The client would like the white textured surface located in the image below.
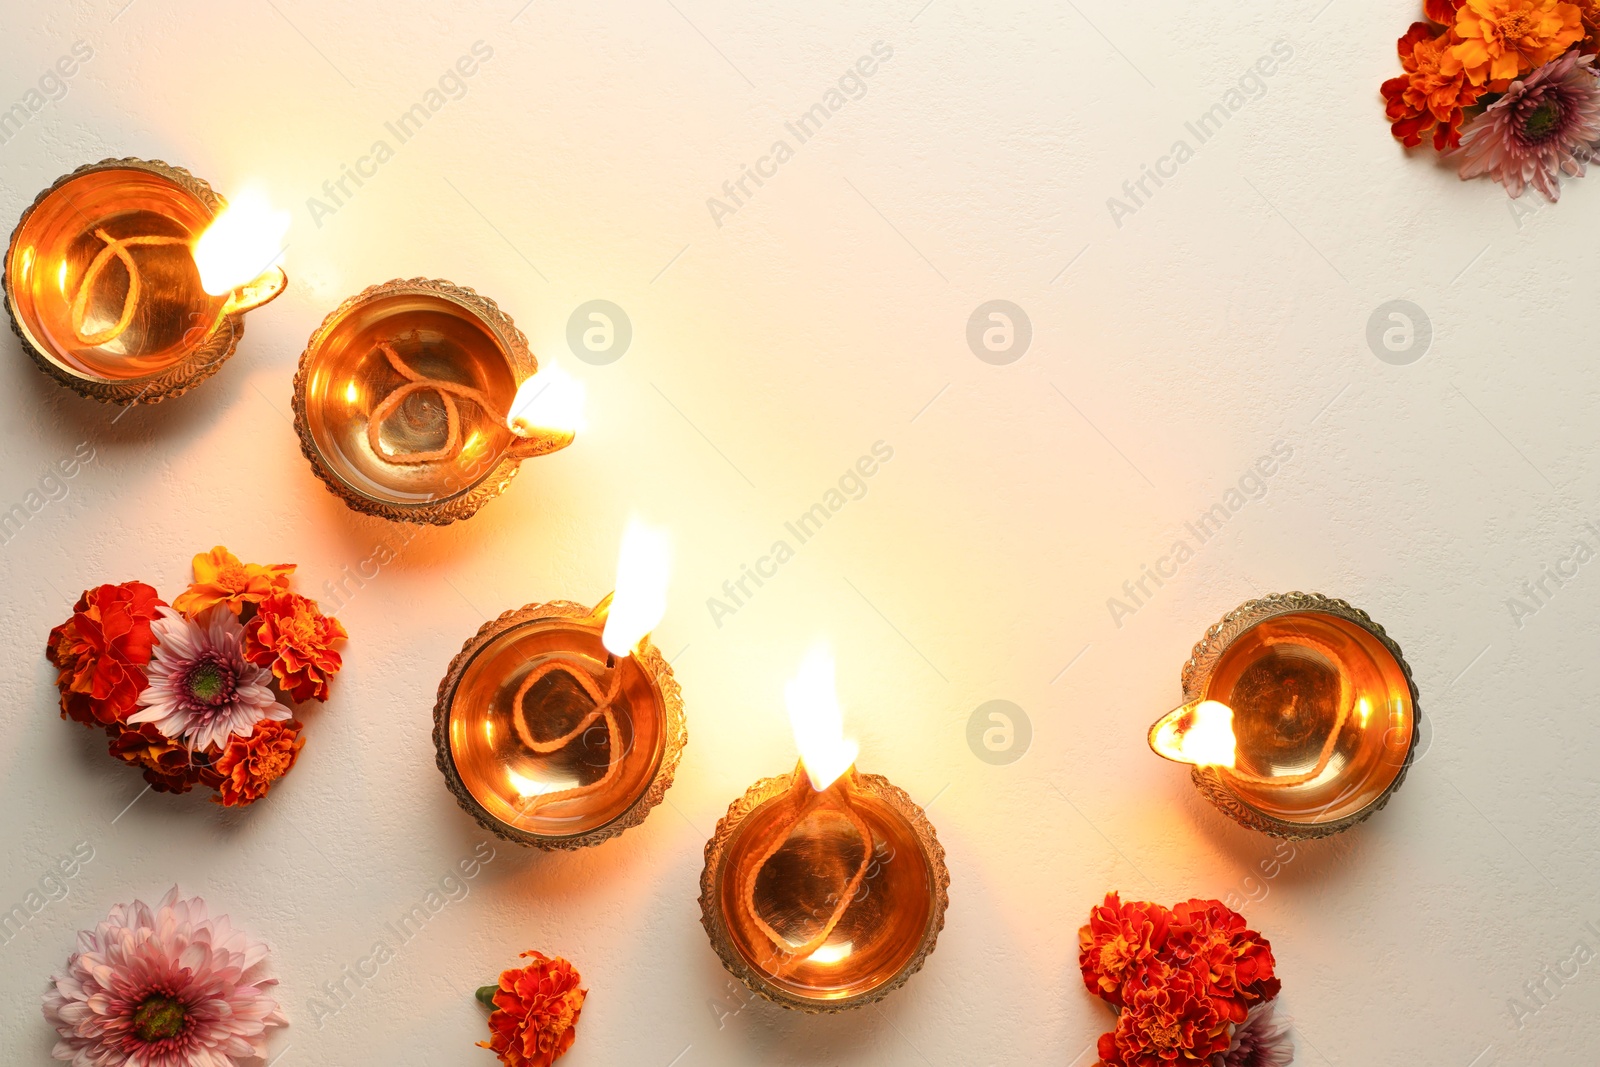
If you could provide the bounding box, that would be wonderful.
[2,2,1598,1065]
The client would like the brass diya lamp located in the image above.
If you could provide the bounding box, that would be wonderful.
[5,158,288,404]
[1148,592,1420,839]
[433,521,684,849]
[292,277,582,525]
[700,645,950,1012]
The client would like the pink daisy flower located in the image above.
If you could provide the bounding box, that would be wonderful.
[1213,1002,1295,1067]
[42,888,287,1067]
[129,608,290,753]
[1454,49,1600,201]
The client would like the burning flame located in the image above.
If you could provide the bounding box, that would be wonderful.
[507,361,587,438]
[1149,700,1238,769]
[192,188,289,296]
[601,519,672,657]
[785,644,859,792]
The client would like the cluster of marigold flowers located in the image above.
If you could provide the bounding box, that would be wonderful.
[1382,0,1600,201]
[45,546,346,806]
[1080,893,1291,1067]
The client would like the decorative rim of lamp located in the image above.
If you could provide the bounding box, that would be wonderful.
[696,771,952,1013]
[1180,591,1422,840]
[4,157,274,405]
[291,276,545,526]
[431,599,687,851]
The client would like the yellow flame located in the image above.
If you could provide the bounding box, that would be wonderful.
[507,361,587,437]
[192,187,289,296]
[785,643,859,792]
[601,519,672,657]
[343,380,360,406]
[1357,696,1372,728]
[1149,700,1237,769]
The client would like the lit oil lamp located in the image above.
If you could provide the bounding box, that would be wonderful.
[699,645,950,1012]
[1148,592,1420,839]
[433,520,684,849]
[5,158,288,404]
[292,277,581,525]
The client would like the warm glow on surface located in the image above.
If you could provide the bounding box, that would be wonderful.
[601,519,672,657]
[806,942,853,964]
[343,380,360,405]
[193,188,289,296]
[507,361,587,437]
[1149,700,1237,769]
[785,644,859,792]
[1357,697,1372,728]
[507,770,554,798]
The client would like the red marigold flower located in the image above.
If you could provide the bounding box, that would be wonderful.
[1079,893,1172,1007]
[107,720,204,794]
[210,719,304,807]
[243,592,347,703]
[46,582,166,727]
[1426,0,1466,21]
[478,951,586,1067]
[1168,899,1281,1019]
[1382,22,1489,149]
[1098,960,1233,1067]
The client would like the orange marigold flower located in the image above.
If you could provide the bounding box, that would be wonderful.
[1383,23,1489,148]
[1426,0,1467,21]
[243,592,346,703]
[1577,0,1600,51]
[1079,893,1171,1007]
[1442,0,1586,86]
[1168,898,1281,1020]
[211,719,304,806]
[478,951,586,1067]
[1097,960,1232,1067]
[108,720,204,794]
[47,582,166,727]
[172,546,295,618]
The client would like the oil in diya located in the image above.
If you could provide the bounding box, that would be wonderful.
[1148,592,1420,839]
[5,158,289,404]
[293,278,583,525]
[433,521,684,850]
[699,645,950,1012]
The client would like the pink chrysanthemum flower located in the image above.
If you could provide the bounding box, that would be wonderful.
[42,888,287,1067]
[1213,1003,1295,1067]
[1455,49,1600,200]
[129,608,290,753]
